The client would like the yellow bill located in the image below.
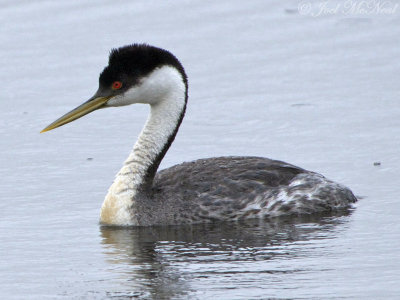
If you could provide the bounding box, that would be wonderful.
[41,96,111,133]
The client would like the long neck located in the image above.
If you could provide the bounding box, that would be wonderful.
[100,66,187,226]
[122,91,186,192]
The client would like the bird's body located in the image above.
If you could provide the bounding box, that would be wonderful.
[130,156,355,226]
[42,44,357,226]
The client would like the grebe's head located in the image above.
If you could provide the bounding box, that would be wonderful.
[41,44,187,133]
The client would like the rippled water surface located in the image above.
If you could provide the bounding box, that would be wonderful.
[1,1,400,299]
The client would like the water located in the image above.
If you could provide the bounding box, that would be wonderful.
[1,1,399,299]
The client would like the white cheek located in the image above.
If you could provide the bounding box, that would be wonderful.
[107,84,158,106]
[106,92,138,107]
[105,66,183,107]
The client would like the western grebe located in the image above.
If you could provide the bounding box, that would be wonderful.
[41,44,357,226]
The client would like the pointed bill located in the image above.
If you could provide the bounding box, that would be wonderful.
[40,96,111,133]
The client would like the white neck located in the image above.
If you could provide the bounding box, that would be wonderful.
[100,66,186,225]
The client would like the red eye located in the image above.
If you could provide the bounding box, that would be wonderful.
[112,81,122,90]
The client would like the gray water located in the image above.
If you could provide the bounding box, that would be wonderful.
[1,1,400,299]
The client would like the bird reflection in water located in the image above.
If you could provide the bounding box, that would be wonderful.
[99,211,354,298]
